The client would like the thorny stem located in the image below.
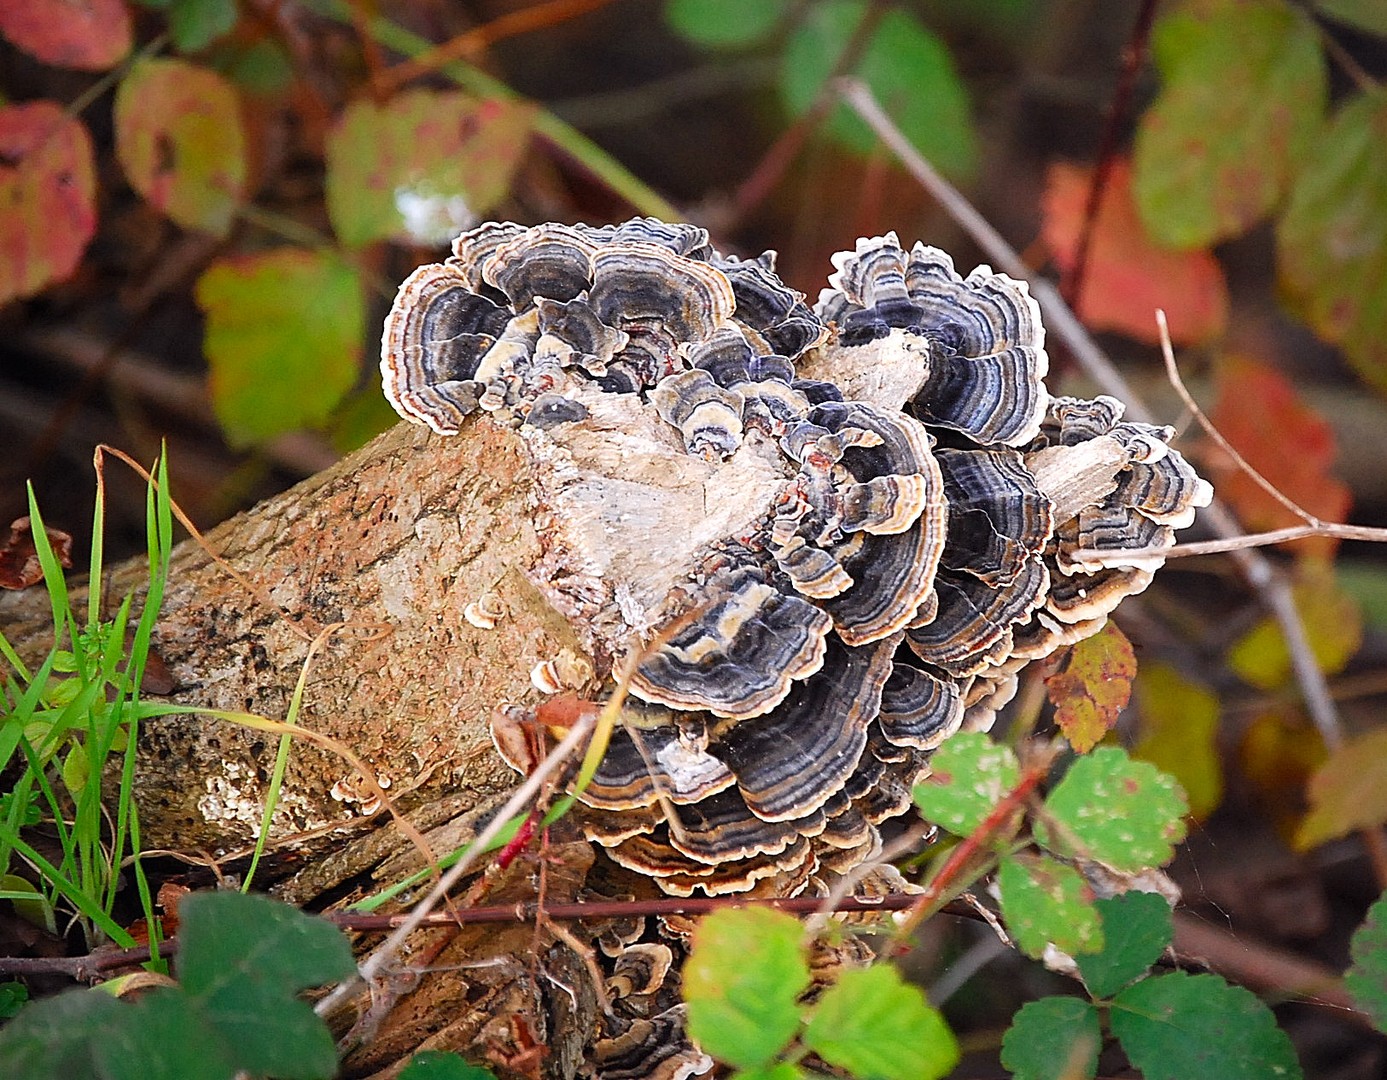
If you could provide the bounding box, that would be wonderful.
[1061,0,1159,313]
[835,78,1385,880]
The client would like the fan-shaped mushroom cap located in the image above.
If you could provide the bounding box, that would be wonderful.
[936,447,1052,584]
[589,242,735,345]
[651,369,745,460]
[630,570,833,719]
[483,222,598,310]
[877,663,964,750]
[582,713,736,812]
[535,295,629,375]
[379,263,513,433]
[713,635,895,821]
[816,235,1049,445]
[609,942,675,1000]
[907,558,1050,676]
[590,1005,712,1080]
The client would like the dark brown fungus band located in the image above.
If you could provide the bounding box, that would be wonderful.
[379,218,1211,910]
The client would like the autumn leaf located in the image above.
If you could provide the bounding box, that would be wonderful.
[1206,355,1352,558]
[325,92,535,249]
[1228,559,1362,689]
[1277,87,1387,396]
[114,58,247,236]
[1134,663,1222,821]
[1044,621,1136,753]
[1133,0,1325,249]
[1298,728,1387,851]
[1040,158,1228,345]
[1238,708,1326,846]
[0,102,98,304]
[0,0,132,71]
[195,248,364,447]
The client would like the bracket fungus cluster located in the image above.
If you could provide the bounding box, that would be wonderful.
[381,220,1211,903]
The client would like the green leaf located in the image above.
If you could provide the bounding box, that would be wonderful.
[0,101,97,303]
[1277,87,1387,395]
[1035,747,1189,871]
[61,745,89,795]
[684,907,809,1069]
[1076,891,1173,999]
[1134,663,1223,821]
[326,91,534,249]
[1000,996,1101,1080]
[398,1051,499,1080]
[114,58,246,236]
[1312,0,1387,37]
[731,1065,806,1080]
[1044,621,1137,753]
[0,986,125,1079]
[176,890,356,1080]
[911,731,1019,837]
[1133,0,1325,248]
[1346,891,1387,1032]
[195,248,365,447]
[996,853,1103,960]
[93,987,236,1080]
[1296,727,1387,850]
[167,0,239,53]
[802,964,959,1080]
[1111,971,1303,1080]
[780,0,976,178]
[0,981,28,1020]
[666,0,788,47]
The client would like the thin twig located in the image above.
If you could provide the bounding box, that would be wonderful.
[312,707,597,1018]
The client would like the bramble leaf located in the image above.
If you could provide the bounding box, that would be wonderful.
[685,907,809,1069]
[0,0,131,70]
[94,986,235,1080]
[665,0,788,47]
[1296,727,1387,850]
[1041,158,1228,345]
[1228,560,1362,689]
[1277,87,1387,396]
[1036,747,1188,871]
[1044,620,1137,753]
[1346,891,1387,1033]
[114,58,247,236]
[781,0,976,178]
[398,1050,500,1080]
[1000,996,1101,1080]
[1111,971,1303,1080]
[176,890,355,1079]
[912,731,1020,837]
[1133,0,1324,249]
[1134,663,1223,821]
[730,1065,805,1080]
[195,248,365,447]
[1076,891,1173,999]
[1207,356,1352,560]
[326,92,535,249]
[0,986,128,1077]
[0,102,98,304]
[802,964,959,1080]
[997,853,1103,960]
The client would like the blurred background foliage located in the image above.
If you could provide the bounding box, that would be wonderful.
[3,0,1387,1074]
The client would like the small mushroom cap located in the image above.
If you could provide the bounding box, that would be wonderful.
[590,1006,712,1080]
[907,558,1050,676]
[535,295,629,373]
[936,447,1053,585]
[589,242,736,344]
[609,942,675,999]
[483,222,599,310]
[581,718,736,812]
[714,635,896,822]
[630,569,833,720]
[650,369,745,460]
[450,220,526,298]
[877,662,964,750]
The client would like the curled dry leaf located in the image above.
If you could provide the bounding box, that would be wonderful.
[0,516,74,591]
[0,102,98,304]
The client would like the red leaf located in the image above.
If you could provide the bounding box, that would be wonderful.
[1044,621,1137,753]
[0,0,131,71]
[0,102,98,304]
[1207,355,1352,557]
[115,58,247,236]
[0,516,74,591]
[1041,158,1229,345]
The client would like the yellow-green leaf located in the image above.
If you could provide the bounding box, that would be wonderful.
[114,58,246,236]
[1228,560,1362,689]
[326,91,534,249]
[195,248,364,447]
[1134,663,1223,821]
[1296,727,1387,850]
[1044,621,1136,753]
